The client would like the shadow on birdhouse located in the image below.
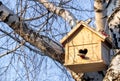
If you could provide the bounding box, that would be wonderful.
[60,21,112,73]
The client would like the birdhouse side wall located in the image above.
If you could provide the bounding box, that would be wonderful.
[101,42,110,65]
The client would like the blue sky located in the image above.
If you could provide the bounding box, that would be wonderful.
[0,0,94,81]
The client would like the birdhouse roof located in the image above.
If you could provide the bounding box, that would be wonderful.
[60,21,112,47]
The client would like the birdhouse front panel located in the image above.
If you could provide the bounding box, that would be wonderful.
[67,43,101,64]
[64,26,103,65]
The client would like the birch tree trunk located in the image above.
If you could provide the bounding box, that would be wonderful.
[103,51,120,81]
[103,1,120,80]
[94,0,107,32]
[0,1,65,63]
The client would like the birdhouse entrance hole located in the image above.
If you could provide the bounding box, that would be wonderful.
[78,48,88,59]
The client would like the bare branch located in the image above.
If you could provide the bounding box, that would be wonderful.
[23,12,48,21]
[0,1,65,63]
[0,28,42,54]
[35,0,77,28]
[0,41,24,58]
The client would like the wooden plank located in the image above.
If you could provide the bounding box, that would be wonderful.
[64,61,107,73]
[67,43,101,64]
[65,44,70,63]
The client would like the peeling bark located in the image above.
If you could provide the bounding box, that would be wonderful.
[107,7,120,48]
[0,1,65,64]
[103,51,120,81]
[36,0,77,28]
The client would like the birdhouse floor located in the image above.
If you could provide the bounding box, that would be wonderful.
[64,61,107,73]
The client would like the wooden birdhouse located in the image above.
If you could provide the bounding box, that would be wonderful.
[60,21,112,73]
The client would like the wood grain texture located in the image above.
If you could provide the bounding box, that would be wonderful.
[61,22,112,72]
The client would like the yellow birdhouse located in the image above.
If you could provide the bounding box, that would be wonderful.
[60,21,112,73]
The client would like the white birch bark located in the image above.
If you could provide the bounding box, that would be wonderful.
[94,0,107,32]
[0,1,65,63]
[36,0,77,28]
[103,1,120,80]
[107,7,120,48]
[103,51,120,81]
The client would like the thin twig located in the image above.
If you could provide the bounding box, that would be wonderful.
[0,41,24,58]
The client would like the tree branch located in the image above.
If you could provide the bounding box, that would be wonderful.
[0,1,65,64]
[0,28,42,54]
[35,0,77,28]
